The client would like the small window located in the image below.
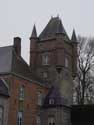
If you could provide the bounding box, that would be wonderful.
[49,99,54,105]
[42,54,49,65]
[19,85,25,100]
[65,57,69,68]
[17,112,23,125]
[37,116,41,125]
[37,91,43,106]
[0,106,3,125]
[48,116,55,125]
[42,72,48,79]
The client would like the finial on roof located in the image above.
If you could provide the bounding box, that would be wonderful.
[71,29,77,42]
[30,24,37,39]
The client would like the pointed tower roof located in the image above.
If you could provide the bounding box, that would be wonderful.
[71,29,77,42]
[42,85,68,108]
[39,17,69,40]
[30,24,37,39]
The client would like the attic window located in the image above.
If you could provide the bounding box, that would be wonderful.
[49,99,54,105]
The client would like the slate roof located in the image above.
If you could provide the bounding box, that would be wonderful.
[0,46,13,73]
[0,79,9,97]
[42,85,68,108]
[0,46,45,86]
[39,17,69,40]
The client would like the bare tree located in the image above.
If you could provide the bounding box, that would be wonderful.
[73,36,94,105]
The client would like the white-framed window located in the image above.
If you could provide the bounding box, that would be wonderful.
[48,116,55,125]
[17,111,23,125]
[49,99,54,105]
[37,91,43,106]
[19,85,25,100]
[0,106,3,125]
[65,57,69,68]
[36,115,41,125]
[42,54,49,65]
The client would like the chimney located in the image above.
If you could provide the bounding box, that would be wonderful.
[14,37,21,56]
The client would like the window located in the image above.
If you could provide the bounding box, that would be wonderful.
[42,54,49,65]
[19,85,25,100]
[65,57,69,68]
[37,116,41,125]
[49,99,54,105]
[48,117,55,125]
[0,107,3,125]
[17,112,23,125]
[37,91,43,106]
[42,71,48,79]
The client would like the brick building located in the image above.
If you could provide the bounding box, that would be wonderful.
[0,17,77,125]
[0,38,48,125]
[0,79,9,125]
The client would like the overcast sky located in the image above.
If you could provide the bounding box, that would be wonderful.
[0,0,94,63]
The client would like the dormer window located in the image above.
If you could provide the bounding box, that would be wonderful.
[42,54,49,65]
[49,99,54,105]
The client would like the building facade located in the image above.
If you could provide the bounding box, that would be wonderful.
[0,38,48,125]
[0,17,77,125]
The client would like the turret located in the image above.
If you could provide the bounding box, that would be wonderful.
[30,24,38,71]
[71,29,77,43]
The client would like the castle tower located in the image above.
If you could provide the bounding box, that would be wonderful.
[30,17,77,83]
[30,17,78,125]
[30,17,77,102]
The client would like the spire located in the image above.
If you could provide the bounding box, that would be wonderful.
[71,29,77,42]
[30,24,37,39]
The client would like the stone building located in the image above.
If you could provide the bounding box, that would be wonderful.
[0,79,9,125]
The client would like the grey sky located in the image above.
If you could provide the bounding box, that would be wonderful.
[0,0,94,63]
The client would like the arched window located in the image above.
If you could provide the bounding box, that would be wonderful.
[0,106,3,125]
[19,85,25,100]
